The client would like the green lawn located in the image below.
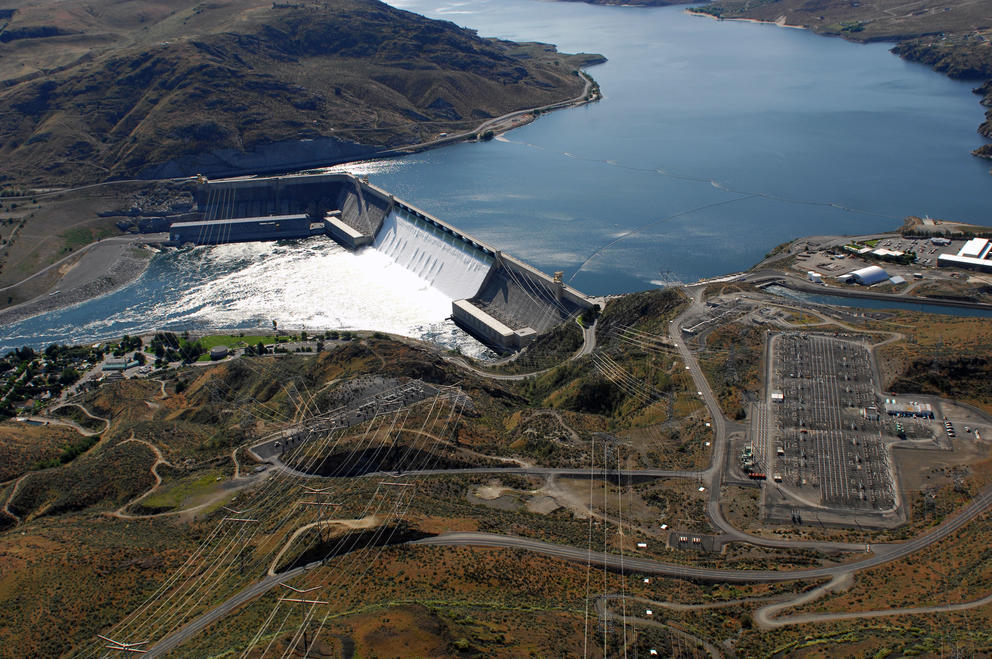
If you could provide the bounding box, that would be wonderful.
[140,470,227,510]
[60,227,94,252]
[197,334,275,350]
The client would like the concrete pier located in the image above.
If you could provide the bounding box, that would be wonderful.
[169,214,321,244]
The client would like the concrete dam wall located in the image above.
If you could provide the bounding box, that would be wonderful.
[182,173,591,352]
[373,207,495,300]
[469,260,588,334]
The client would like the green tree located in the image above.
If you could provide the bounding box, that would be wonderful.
[59,368,80,385]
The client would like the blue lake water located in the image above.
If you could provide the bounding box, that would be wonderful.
[1,0,989,350]
[764,285,992,318]
[357,0,991,293]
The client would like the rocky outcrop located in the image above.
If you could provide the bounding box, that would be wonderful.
[891,40,992,81]
[976,81,992,151]
[890,40,992,157]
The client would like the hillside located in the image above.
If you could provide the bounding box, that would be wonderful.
[1,290,991,655]
[558,0,687,5]
[691,0,992,158]
[0,0,601,185]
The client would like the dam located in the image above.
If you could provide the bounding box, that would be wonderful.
[178,173,592,352]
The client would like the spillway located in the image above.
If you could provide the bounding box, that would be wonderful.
[372,207,495,300]
[179,173,593,353]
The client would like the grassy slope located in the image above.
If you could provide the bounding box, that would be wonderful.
[0,0,599,185]
[0,422,81,481]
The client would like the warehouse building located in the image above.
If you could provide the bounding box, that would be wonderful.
[938,237,992,272]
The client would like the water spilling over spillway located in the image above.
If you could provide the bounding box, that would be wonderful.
[373,207,494,300]
[0,238,487,355]
[179,173,591,352]
[0,173,591,355]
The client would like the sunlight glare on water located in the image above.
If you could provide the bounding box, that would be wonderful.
[0,238,490,357]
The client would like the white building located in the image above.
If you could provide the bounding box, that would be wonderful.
[937,237,992,272]
[959,238,990,259]
[848,265,889,285]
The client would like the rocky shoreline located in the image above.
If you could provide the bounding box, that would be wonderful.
[0,244,154,329]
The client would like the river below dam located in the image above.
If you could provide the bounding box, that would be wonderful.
[0,0,989,351]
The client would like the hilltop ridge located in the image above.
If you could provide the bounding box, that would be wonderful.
[0,0,601,185]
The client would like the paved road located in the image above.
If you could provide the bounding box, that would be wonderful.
[443,317,596,382]
[414,481,992,579]
[358,466,697,480]
[143,564,314,658]
[141,480,992,656]
[389,71,595,155]
[268,459,698,483]
[757,584,992,630]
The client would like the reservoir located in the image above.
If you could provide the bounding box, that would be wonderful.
[359,0,991,294]
[0,0,989,350]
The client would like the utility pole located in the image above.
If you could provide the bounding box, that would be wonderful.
[96,635,149,654]
[301,486,342,543]
[278,584,326,655]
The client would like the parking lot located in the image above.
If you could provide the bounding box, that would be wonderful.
[768,333,896,511]
[792,235,965,283]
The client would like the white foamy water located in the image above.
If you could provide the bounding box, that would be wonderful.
[373,208,494,299]
[181,240,456,329]
[0,237,492,357]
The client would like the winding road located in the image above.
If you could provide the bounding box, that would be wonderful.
[414,478,992,581]
[137,282,992,655]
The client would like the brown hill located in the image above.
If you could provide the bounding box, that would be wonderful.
[0,0,600,185]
